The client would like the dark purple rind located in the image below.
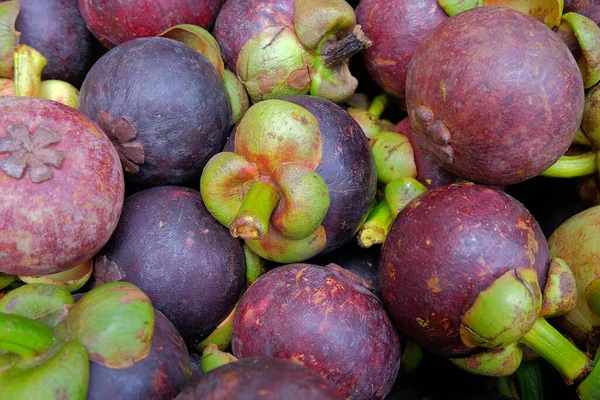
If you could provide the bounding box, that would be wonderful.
[405,7,584,185]
[15,0,93,87]
[79,37,231,187]
[379,183,550,357]
[87,310,192,400]
[564,0,600,25]
[92,186,245,346]
[213,0,295,70]
[78,0,226,49]
[176,357,345,400]
[283,95,377,254]
[355,0,447,98]
[231,263,400,400]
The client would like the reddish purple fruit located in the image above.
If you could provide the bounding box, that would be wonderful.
[176,357,345,400]
[87,310,192,400]
[78,0,226,49]
[79,37,231,187]
[356,0,447,98]
[380,183,550,357]
[93,186,245,346]
[15,0,93,87]
[564,0,600,25]
[231,263,400,400]
[0,97,124,276]
[405,7,584,185]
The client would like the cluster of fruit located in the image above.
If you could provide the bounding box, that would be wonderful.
[1,0,600,399]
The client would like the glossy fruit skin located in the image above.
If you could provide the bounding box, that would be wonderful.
[380,183,550,357]
[283,95,377,254]
[405,7,584,185]
[16,0,93,87]
[78,0,226,49]
[92,186,245,346]
[87,310,192,400]
[79,37,231,187]
[176,357,345,400]
[355,0,447,98]
[232,263,401,400]
[0,97,124,276]
[213,0,295,70]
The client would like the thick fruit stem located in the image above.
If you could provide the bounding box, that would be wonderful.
[579,348,600,400]
[321,25,372,67]
[357,200,394,248]
[0,313,55,358]
[367,93,390,120]
[540,151,597,178]
[230,180,280,240]
[519,317,593,384]
[13,44,46,97]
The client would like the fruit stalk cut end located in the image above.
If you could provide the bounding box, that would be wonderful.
[321,25,372,67]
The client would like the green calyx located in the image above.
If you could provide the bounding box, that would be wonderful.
[0,273,15,290]
[385,178,427,216]
[541,149,597,178]
[223,69,250,124]
[0,283,74,328]
[201,100,330,262]
[585,277,600,319]
[560,12,600,89]
[201,343,238,374]
[371,131,417,184]
[0,313,55,358]
[196,304,237,353]
[583,82,600,148]
[540,257,578,317]
[0,1,19,79]
[64,281,155,369]
[460,268,542,349]
[450,343,523,377]
[38,80,79,109]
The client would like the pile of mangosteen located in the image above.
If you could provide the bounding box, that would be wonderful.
[3,0,600,399]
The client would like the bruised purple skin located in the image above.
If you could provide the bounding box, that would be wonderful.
[15,0,93,87]
[87,310,192,400]
[176,357,345,400]
[405,7,584,185]
[283,95,377,253]
[78,0,226,49]
[355,0,447,98]
[231,264,400,400]
[92,186,245,346]
[395,117,457,189]
[380,183,550,357]
[0,97,124,276]
[213,0,295,70]
[79,37,231,187]
[564,0,600,25]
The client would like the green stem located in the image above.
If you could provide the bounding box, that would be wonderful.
[357,200,394,248]
[519,317,592,384]
[0,313,55,358]
[230,180,280,240]
[367,93,390,120]
[540,151,597,178]
[196,304,237,352]
[13,44,46,97]
[573,128,593,147]
[515,360,544,400]
[497,375,520,399]
[244,244,265,288]
[578,348,600,400]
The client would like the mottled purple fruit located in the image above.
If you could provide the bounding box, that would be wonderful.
[232,263,400,400]
[356,0,447,98]
[79,37,231,187]
[15,0,93,87]
[176,357,344,399]
[380,182,550,357]
[78,0,226,49]
[405,7,584,185]
[87,310,192,400]
[93,186,245,346]
[0,97,124,276]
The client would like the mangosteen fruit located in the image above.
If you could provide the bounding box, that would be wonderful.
[78,36,232,187]
[200,95,376,263]
[12,0,93,87]
[231,263,400,400]
[405,7,584,185]
[0,96,124,276]
[213,0,371,103]
[355,0,448,98]
[176,357,345,399]
[564,0,600,25]
[92,185,246,347]
[78,0,226,49]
